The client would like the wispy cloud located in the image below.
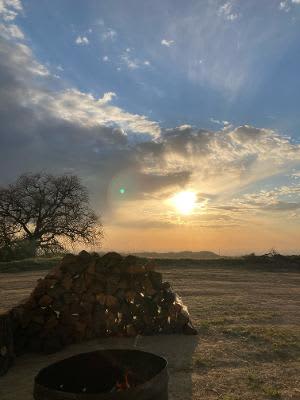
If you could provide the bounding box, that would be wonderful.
[102,28,117,41]
[0,0,24,41]
[75,35,89,45]
[121,52,139,69]
[218,1,239,21]
[120,51,151,70]
[210,118,230,126]
[0,0,22,21]
[0,22,23,39]
[279,1,291,11]
[279,0,300,11]
[161,39,174,47]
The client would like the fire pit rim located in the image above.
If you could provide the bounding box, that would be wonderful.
[34,348,168,400]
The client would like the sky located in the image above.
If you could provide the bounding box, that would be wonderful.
[0,0,300,254]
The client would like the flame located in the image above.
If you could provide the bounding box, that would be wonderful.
[116,371,131,391]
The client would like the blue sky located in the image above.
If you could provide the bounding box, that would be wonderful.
[1,0,300,253]
[18,0,300,136]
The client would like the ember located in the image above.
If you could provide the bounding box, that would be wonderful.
[114,370,133,391]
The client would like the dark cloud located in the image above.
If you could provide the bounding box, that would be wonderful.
[138,171,191,193]
[0,36,130,186]
[163,126,212,156]
[232,125,268,142]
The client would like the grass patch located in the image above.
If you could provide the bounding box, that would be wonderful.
[247,373,282,399]
[222,326,262,341]
[221,395,238,400]
[262,385,281,399]
[222,326,300,362]
[247,372,264,390]
[193,356,214,370]
[198,320,211,334]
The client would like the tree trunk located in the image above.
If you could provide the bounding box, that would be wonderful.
[26,237,38,257]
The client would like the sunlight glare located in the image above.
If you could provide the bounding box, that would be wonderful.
[172,191,197,215]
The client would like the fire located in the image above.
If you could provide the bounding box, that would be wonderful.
[115,370,131,391]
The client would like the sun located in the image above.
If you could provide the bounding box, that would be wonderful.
[172,191,197,215]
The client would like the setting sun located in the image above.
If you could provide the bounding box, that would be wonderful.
[172,191,197,215]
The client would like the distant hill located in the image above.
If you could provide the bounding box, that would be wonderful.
[133,251,221,260]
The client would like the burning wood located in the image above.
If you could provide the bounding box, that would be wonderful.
[115,371,132,391]
[108,369,141,392]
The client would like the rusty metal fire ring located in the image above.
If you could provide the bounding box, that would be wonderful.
[34,349,169,400]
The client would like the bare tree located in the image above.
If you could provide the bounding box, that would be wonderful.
[0,173,102,258]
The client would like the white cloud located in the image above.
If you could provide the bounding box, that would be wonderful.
[75,35,89,45]
[103,55,109,62]
[2,41,49,76]
[145,124,300,198]
[120,52,151,70]
[0,0,22,21]
[0,36,159,138]
[0,22,23,39]
[161,39,175,47]
[121,52,139,69]
[102,28,117,41]
[127,124,300,232]
[210,118,230,126]
[210,117,222,125]
[178,124,192,130]
[215,185,300,216]
[31,89,161,138]
[279,0,300,11]
[279,0,291,11]
[218,1,239,21]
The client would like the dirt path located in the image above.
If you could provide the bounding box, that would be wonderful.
[0,266,299,399]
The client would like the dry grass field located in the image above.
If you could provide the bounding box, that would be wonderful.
[0,264,299,400]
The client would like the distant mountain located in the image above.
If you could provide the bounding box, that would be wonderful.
[133,251,221,260]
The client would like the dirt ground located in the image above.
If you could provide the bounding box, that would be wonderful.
[0,265,299,400]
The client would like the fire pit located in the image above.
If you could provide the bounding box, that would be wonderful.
[34,349,168,399]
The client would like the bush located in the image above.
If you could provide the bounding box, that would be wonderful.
[0,240,42,261]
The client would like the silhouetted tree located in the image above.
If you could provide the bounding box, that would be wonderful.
[0,173,102,259]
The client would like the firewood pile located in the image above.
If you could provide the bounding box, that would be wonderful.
[11,251,197,354]
[0,311,14,376]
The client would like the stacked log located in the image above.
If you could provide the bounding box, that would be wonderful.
[11,251,197,355]
[0,311,14,376]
